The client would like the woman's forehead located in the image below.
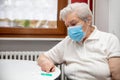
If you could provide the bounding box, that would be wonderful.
[64,13,79,25]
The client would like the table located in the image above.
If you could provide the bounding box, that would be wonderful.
[0,59,60,80]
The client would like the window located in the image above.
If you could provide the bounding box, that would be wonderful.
[0,0,68,38]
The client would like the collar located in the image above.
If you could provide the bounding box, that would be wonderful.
[87,25,99,40]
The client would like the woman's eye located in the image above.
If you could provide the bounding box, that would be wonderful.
[71,24,76,26]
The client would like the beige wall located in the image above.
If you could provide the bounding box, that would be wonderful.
[109,0,120,40]
[95,0,109,32]
[95,0,120,40]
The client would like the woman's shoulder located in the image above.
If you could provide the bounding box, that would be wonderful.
[97,30,119,42]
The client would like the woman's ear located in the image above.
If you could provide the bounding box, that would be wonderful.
[86,15,92,26]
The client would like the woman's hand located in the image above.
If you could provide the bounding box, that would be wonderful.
[37,54,55,73]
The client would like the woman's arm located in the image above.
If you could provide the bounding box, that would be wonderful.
[108,57,120,80]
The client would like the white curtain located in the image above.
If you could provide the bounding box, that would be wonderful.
[0,0,58,20]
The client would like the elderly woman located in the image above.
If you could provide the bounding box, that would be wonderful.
[37,2,120,80]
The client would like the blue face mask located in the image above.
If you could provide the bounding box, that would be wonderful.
[67,25,85,42]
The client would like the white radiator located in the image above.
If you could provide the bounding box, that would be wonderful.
[0,51,41,61]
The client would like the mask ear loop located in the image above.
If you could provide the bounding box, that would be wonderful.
[78,24,89,43]
[84,24,89,40]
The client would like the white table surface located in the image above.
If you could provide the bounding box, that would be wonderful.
[0,59,60,80]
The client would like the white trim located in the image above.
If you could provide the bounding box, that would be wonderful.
[0,38,64,41]
[92,0,95,25]
[68,0,71,4]
[88,0,90,6]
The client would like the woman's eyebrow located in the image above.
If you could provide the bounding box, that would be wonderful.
[65,19,79,27]
[69,20,78,24]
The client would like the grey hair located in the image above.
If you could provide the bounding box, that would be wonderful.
[60,2,93,22]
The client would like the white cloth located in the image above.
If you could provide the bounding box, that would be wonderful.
[44,26,120,80]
